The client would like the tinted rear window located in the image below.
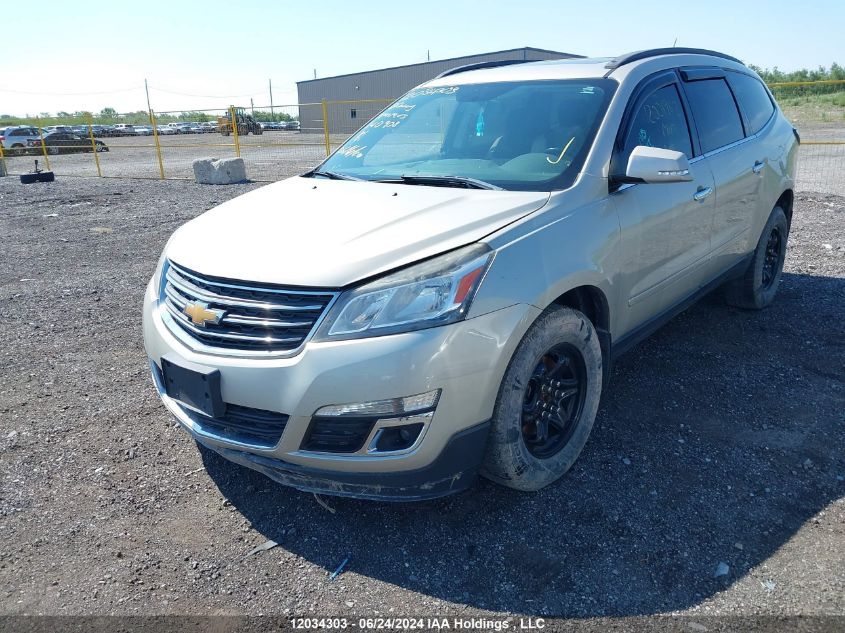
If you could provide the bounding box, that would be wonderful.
[683,78,745,153]
[727,72,775,134]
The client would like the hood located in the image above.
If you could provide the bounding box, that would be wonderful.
[166,176,549,287]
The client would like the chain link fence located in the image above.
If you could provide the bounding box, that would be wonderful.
[1,84,843,195]
[768,79,845,195]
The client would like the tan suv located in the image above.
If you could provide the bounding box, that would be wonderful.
[143,48,798,500]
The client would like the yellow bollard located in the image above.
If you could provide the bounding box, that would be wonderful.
[149,110,165,179]
[230,106,241,158]
[35,118,51,171]
[321,100,331,156]
[86,113,102,177]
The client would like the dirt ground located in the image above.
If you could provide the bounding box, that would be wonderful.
[0,176,842,625]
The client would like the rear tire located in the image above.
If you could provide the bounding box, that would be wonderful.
[482,306,602,491]
[725,206,788,310]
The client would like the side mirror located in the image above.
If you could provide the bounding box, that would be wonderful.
[625,146,693,183]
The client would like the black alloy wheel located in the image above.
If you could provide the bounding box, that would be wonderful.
[761,227,783,290]
[521,343,588,459]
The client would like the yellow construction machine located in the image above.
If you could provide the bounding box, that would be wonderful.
[217,107,263,136]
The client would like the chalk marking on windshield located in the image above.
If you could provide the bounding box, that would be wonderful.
[404,86,460,99]
[368,120,401,129]
[546,137,576,165]
[337,144,367,158]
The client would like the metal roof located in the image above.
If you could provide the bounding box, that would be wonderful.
[296,47,582,85]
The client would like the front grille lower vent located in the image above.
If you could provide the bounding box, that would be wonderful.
[301,417,377,453]
[162,261,336,354]
[176,401,290,447]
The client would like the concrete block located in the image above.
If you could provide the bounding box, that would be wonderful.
[192,157,247,185]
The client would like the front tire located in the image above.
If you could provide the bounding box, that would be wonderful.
[725,206,788,310]
[482,306,602,491]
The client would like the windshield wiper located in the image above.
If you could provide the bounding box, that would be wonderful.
[307,169,361,181]
[377,175,501,190]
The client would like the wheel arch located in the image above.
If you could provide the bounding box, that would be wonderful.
[775,189,794,232]
[549,285,612,385]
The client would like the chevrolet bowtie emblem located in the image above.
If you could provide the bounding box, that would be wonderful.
[183,301,225,327]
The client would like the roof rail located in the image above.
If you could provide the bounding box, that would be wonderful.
[436,59,533,79]
[604,48,743,72]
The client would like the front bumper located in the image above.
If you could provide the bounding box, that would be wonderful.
[142,280,540,498]
[198,421,492,501]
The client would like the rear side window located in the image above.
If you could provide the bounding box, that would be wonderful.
[683,78,745,153]
[623,84,693,159]
[727,73,775,134]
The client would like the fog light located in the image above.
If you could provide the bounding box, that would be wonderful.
[373,422,425,452]
[315,389,440,417]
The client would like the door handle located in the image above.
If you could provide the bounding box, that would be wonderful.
[752,160,765,174]
[693,186,713,202]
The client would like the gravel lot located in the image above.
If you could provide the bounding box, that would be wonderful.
[0,176,843,625]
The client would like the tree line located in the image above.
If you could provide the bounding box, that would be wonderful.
[0,108,298,127]
[748,62,845,83]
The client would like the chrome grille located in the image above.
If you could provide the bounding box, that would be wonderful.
[162,261,336,354]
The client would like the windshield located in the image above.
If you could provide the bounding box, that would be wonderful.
[316,79,615,191]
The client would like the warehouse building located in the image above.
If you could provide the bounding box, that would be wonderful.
[296,47,581,134]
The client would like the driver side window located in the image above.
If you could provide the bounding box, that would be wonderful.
[623,84,693,162]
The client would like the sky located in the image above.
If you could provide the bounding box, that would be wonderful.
[1,0,842,117]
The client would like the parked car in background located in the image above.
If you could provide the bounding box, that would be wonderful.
[167,122,192,134]
[155,124,176,135]
[41,132,108,154]
[187,122,203,134]
[283,120,300,131]
[200,122,216,133]
[135,125,153,136]
[0,126,42,154]
[112,124,137,136]
[43,125,74,134]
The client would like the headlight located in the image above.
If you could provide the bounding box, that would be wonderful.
[314,243,493,341]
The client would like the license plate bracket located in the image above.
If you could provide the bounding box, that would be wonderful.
[161,354,225,418]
